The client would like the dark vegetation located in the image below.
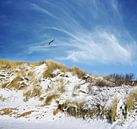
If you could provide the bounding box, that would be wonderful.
[56,99,122,123]
[106,73,136,86]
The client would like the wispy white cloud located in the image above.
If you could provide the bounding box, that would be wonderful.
[28,45,50,54]
[31,3,57,18]
[27,39,70,55]
[27,0,137,65]
[58,30,135,65]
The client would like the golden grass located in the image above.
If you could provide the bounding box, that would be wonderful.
[0,95,6,101]
[31,87,42,97]
[43,60,68,78]
[0,59,86,79]
[17,110,34,118]
[70,66,86,79]
[31,61,46,67]
[23,87,42,101]
[1,82,9,88]
[17,69,28,77]
[53,108,61,116]
[58,98,119,122]
[23,90,31,101]
[126,90,137,112]
[43,60,86,79]
[109,98,118,122]
[103,76,113,82]
[7,76,22,90]
[127,95,134,112]
[44,94,59,105]
[0,59,25,69]
[88,108,99,118]
[0,108,17,116]
[58,100,86,118]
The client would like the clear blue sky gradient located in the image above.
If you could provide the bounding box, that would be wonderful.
[0,0,137,75]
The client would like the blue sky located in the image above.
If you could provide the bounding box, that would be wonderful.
[0,0,137,75]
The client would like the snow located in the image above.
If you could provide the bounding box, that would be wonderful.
[34,64,47,79]
[0,116,137,129]
[1,85,137,129]
[1,63,137,129]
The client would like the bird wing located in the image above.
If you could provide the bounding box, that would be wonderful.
[48,40,54,45]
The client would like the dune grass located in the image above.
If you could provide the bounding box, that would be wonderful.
[0,95,6,101]
[126,90,137,113]
[108,98,118,122]
[0,108,17,116]
[57,100,86,118]
[7,76,22,90]
[0,59,86,79]
[53,108,61,115]
[43,94,59,105]
[43,60,68,78]
[17,110,34,118]
[23,87,42,101]
[1,82,9,88]
[43,60,86,79]
[57,98,119,122]
[0,59,25,69]
[70,66,86,79]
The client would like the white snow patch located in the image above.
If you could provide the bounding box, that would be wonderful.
[34,64,47,79]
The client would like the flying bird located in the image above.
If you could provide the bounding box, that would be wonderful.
[48,39,54,46]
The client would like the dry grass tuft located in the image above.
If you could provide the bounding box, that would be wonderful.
[95,79,108,87]
[108,98,118,122]
[0,59,25,69]
[44,94,59,105]
[58,98,119,122]
[17,110,34,118]
[43,60,68,78]
[1,82,9,88]
[23,90,31,101]
[58,100,86,118]
[7,76,22,90]
[43,60,86,79]
[95,79,114,87]
[31,61,46,67]
[0,108,17,116]
[31,87,42,97]
[0,95,6,101]
[23,87,42,101]
[126,90,137,112]
[53,108,61,116]
[70,67,86,79]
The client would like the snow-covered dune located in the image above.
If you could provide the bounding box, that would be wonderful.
[0,60,137,129]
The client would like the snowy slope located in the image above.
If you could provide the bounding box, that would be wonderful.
[0,60,137,129]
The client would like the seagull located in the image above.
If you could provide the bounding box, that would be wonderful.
[48,39,54,46]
